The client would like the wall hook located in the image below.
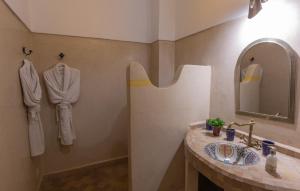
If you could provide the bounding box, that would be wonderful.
[59,52,65,60]
[22,47,32,56]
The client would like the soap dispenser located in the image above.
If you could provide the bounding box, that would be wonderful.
[265,147,277,173]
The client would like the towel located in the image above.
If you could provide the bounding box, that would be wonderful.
[44,63,80,145]
[19,59,45,156]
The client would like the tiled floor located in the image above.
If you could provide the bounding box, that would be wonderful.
[40,159,128,191]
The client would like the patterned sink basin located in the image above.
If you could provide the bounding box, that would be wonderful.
[205,142,260,166]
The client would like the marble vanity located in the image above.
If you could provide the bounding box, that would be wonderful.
[184,126,300,191]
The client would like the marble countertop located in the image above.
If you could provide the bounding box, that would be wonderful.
[185,127,300,191]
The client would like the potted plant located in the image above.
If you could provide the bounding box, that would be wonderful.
[206,119,214,130]
[210,118,225,136]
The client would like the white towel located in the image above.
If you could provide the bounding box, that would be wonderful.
[44,63,80,145]
[19,59,45,156]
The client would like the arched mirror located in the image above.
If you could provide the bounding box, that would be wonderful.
[235,38,296,123]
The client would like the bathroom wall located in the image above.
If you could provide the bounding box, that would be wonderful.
[32,33,152,173]
[157,41,175,87]
[129,63,211,191]
[151,41,175,87]
[0,1,41,191]
[175,0,300,148]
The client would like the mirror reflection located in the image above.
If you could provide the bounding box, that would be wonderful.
[236,39,296,122]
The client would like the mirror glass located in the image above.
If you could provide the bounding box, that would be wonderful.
[235,38,296,123]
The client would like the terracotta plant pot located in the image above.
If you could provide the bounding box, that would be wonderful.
[213,126,222,136]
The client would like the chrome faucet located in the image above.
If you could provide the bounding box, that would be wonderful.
[227,120,257,148]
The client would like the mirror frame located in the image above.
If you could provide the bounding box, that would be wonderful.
[235,38,296,123]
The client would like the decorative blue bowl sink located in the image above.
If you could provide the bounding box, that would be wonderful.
[205,142,260,166]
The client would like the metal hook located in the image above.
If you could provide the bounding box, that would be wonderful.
[59,52,65,60]
[22,47,32,56]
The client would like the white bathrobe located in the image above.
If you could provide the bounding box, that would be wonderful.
[44,63,80,145]
[19,59,45,156]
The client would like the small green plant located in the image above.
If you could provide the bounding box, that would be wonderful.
[208,118,224,128]
[207,118,214,126]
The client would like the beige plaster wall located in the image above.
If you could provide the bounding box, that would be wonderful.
[151,41,160,86]
[175,12,300,148]
[32,33,152,173]
[0,1,41,191]
[151,41,175,87]
[158,41,175,87]
[129,63,211,191]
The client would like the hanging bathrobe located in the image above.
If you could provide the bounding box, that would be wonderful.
[44,63,80,145]
[19,59,45,156]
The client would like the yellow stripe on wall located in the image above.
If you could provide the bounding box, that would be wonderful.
[243,76,261,82]
[130,80,151,87]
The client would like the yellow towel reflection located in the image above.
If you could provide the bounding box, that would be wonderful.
[242,64,263,83]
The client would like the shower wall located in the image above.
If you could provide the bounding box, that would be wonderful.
[32,33,152,174]
[0,1,42,191]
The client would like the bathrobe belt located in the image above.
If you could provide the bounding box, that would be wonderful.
[55,103,75,145]
[27,105,41,121]
[56,103,72,119]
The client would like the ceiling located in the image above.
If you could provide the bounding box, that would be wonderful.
[4,0,249,43]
